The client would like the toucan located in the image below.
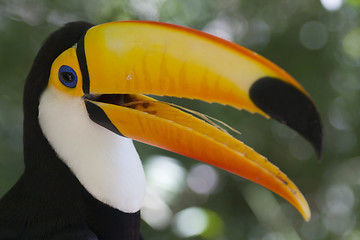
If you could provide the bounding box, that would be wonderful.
[0,21,322,239]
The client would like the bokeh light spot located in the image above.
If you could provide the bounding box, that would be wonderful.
[187,164,219,195]
[203,15,235,41]
[289,135,314,160]
[328,98,351,130]
[343,28,360,60]
[299,21,328,50]
[320,0,343,11]
[141,188,173,230]
[323,185,356,235]
[144,155,186,203]
[173,207,208,238]
[325,185,354,214]
[329,70,360,94]
[129,0,165,20]
[243,19,270,50]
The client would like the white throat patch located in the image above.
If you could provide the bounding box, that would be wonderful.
[38,86,146,213]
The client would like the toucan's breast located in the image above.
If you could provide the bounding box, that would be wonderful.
[39,86,146,213]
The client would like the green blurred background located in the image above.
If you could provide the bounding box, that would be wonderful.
[0,0,360,239]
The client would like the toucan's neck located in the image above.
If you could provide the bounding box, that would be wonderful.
[0,110,143,239]
[37,87,146,213]
[0,114,85,234]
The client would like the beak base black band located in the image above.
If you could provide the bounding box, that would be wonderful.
[85,101,124,137]
[77,32,91,95]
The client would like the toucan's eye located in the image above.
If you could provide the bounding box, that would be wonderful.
[59,65,77,88]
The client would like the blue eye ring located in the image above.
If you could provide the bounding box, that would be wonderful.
[58,65,77,88]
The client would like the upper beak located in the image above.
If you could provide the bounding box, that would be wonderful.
[79,21,322,221]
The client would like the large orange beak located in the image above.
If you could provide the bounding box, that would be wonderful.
[70,21,322,221]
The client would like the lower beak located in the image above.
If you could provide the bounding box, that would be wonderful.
[79,21,322,221]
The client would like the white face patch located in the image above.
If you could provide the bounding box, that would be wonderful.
[38,86,146,213]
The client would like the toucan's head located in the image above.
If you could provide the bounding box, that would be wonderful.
[24,21,322,222]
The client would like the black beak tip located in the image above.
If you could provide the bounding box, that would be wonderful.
[250,77,323,160]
